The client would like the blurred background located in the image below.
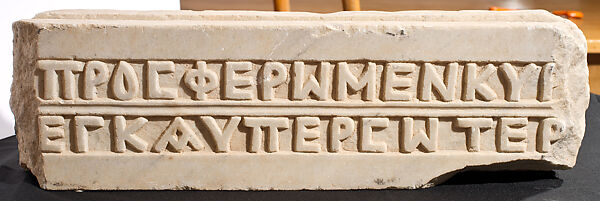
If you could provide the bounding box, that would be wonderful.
[1,0,598,139]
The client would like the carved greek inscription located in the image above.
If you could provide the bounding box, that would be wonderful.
[418,63,458,102]
[291,61,331,100]
[382,63,414,101]
[110,61,139,101]
[82,61,109,100]
[455,118,493,152]
[37,115,565,154]
[146,61,177,99]
[537,63,555,102]
[359,118,388,153]
[243,117,289,153]
[335,62,376,101]
[200,116,241,153]
[223,62,254,100]
[38,60,84,100]
[401,117,438,153]
[537,118,565,153]
[259,62,288,101]
[496,117,528,153]
[462,64,497,101]
[112,116,148,153]
[35,60,564,155]
[328,117,354,153]
[39,116,65,153]
[498,63,538,102]
[184,61,219,100]
[152,117,203,153]
[36,60,556,102]
[73,116,104,153]
[293,117,321,153]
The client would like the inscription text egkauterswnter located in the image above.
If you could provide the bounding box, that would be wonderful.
[35,60,564,154]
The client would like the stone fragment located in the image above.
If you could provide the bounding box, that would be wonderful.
[11,10,588,190]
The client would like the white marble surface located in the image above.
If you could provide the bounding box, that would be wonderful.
[11,10,589,190]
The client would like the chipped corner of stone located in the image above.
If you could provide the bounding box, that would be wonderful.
[542,134,583,169]
[531,8,590,170]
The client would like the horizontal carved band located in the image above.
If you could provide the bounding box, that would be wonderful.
[39,105,554,117]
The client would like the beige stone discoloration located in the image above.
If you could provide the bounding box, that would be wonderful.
[11,10,588,190]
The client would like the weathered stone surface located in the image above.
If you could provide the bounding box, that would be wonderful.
[11,10,588,190]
